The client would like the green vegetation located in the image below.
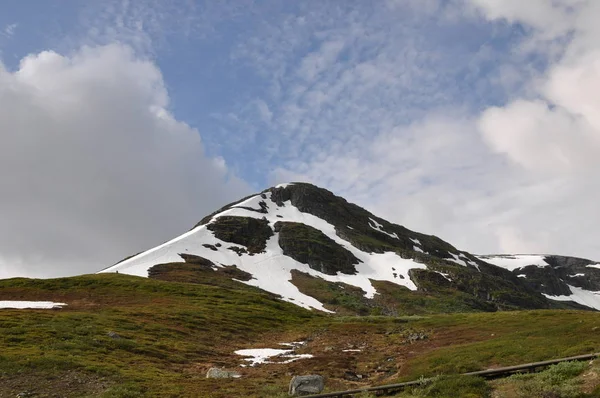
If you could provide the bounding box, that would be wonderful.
[2,272,600,397]
[399,311,600,380]
[0,274,315,397]
[491,360,597,398]
[149,261,254,284]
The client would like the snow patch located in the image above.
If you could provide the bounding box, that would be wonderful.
[477,255,549,271]
[342,349,362,352]
[447,253,467,267]
[275,183,294,189]
[0,301,67,309]
[279,342,305,348]
[435,272,452,282]
[410,238,421,246]
[368,217,399,239]
[413,245,424,253]
[543,285,600,311]
[234,348,313,366]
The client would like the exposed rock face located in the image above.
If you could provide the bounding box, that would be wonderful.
[269,183,459,260]
[205,368,242,379]
[275,221,360,275]
[207,216,273,254]
[288,375,324,396]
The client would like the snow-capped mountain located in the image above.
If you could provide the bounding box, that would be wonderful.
[477,254,600,310]
[100,183,598,313]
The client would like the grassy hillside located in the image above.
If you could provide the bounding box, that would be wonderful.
[1,274,600,397]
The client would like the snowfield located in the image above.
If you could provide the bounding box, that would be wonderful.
[543,285,600,311]
[235,347,313,366]
[100,191,427,312]
[476,254,549,271]
[0,301,67,309]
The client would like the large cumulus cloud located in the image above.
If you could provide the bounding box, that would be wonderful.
[0,44,250,278]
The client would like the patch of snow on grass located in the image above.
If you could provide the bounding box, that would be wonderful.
[235,348,290,366]
[368,217,399,239]
[342,349,362,352]
[571,273,585,277]
[543,285,600,311]
[234,348,312,366]
[410,238,421,246]
[586,264,600,270]
[279,342,305,347]
[0,301,67,309]
[413,245,424,253]
[281,354,314,363]
[477,255,549,271]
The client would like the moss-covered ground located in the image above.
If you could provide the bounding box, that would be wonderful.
[1,273,600,397]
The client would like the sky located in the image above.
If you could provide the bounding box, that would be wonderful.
[1,0,599,279]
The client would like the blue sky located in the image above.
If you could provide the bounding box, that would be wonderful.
[1,0,599,278]
[0,1,518,184]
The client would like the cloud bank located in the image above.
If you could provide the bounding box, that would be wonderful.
[0,44,249,278]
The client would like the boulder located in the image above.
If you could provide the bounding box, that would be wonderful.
[288,375,324,396]
[206,368,242,379]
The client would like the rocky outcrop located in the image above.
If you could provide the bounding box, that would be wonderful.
[207,216,273,254]
[206,368,241,379]
[275,221,360,275]
[288,375,324,396]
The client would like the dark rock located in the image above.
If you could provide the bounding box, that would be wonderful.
[288,375,325,396]
[343,371,367,381]
[202,244,219,251]
[207,216,273,253]
[228,246,248,256]
[275,221,359,275]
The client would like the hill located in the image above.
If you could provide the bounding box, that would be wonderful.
[1,274,600,397]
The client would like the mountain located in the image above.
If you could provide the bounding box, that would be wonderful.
[478,254,600,310]
[100,182,597,314]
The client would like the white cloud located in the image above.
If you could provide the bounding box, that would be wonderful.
[0,43,250,279]
[461,0,600,258]
[262,1,600,261]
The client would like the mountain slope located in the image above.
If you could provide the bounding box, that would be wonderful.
[479,254,600,310]
[101,183,567,314]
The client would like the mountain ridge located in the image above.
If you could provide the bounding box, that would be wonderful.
[100,182,598,314]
